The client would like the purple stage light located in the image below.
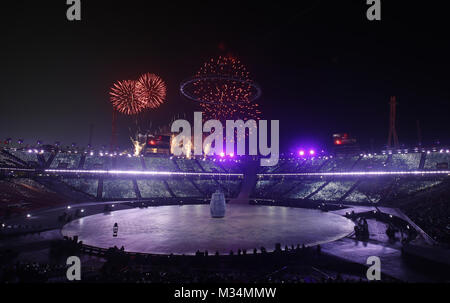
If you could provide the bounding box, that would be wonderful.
[299,150,305,156]
[309,149,315,155]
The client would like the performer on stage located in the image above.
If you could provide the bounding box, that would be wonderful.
[113,222,118,237]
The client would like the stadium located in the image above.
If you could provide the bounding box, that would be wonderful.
[1,1,450,291]
[1,145,449,283]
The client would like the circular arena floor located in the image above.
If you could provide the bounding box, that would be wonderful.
[62,205,354,255]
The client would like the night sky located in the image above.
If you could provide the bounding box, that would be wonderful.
[1,1,449,152]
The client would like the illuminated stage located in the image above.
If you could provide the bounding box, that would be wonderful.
[62,204,355,255]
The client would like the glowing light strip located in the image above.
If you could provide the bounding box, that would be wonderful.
[0,167,36,172]
[258,170,450,177]
[44,168,243,177]
[2,167,449,178]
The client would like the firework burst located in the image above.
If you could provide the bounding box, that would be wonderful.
[110,73,166,115]
[180,55,261,121]
[135,73,167,109]
[110,80,146,115]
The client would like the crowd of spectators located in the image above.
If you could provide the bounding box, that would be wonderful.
[0,238,375,283]
[402,189,450,245]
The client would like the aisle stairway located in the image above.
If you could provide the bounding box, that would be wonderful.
[229,159,259,204]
